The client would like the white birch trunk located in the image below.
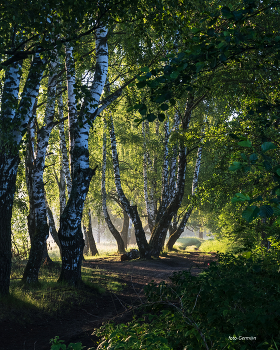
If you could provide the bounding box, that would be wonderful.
[58,90,72,198]
[166,145,203,251]
[0,54,44,295]
[58,26,110,284]
[109,116,151,258]
[65,44,77,179]
[23,58,58,283]
[102,122,125,253]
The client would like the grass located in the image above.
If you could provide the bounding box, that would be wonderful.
[172,236,244,254]
[1,256,125,324]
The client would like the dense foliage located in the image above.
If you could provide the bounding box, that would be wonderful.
[94,246,280,350]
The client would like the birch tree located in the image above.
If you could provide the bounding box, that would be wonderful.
[102,121,126,253]
[0,54,44,295]
[22,57,58,283]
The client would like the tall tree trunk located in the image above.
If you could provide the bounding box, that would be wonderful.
[58,167,94,284]
[149,143,187,256]
[83,224,90,255]
[166,146,203,251]
[149,97,197,257]
[87,210,98,255]
[58,26,108,284]
[198,225,204,239]
[120,210,129,249]
[0,153,19,295]
[0,54,44,295]
[58,85,72,197]
[102,123,125,254]
[22,58,57,284]
[109,116,151,259]
[45,197,61,256]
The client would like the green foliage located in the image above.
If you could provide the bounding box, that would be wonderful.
[95,251,280,350]
[229,111,280,223]
[50,336,85,350]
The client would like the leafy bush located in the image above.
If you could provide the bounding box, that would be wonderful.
[95,251,280,350]
[50,336,85,350]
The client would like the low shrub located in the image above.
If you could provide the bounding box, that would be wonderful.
[94,251,280,350]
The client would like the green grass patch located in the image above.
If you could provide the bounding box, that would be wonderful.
[199,237,244,254]
[1,258,125,324]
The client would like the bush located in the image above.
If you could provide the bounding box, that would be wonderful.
[95,251,280,350]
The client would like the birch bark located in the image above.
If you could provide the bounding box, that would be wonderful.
[58,26,109,284]
[22,58,58,283]
[166,145,203,250]
[87,210,98,256]
[109,116,151,258]
[0,54,44,295]
[102,122,125,254]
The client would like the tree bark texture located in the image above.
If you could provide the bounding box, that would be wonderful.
[121,209,129,249]
[0,54,44,295]
[0,153,19,295]
[109,116,151,258]
[58,167,94,284]
[87,210,98,255]
[102,125,125,254]
[59,26,108,284]
[166,145,203,251]
[22,58,57,284]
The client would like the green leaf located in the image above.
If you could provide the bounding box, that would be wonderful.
[196,62,205,72]
[238,140,252,147]
[207,28,215,36]
[259,205,274,218]
[147,113,157,122]
[158,113,165,122]
[263,160,272,170]
[229,161,242,171]
[261,142,277,152]
[242,206,260,222]
[140,66,149,73]
[249,153,258,162]
[170,71,179,79]
[231,193,250,203]
[160,103,169,111]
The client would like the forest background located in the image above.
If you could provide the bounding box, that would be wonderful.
[1,0,280,348]
[1,0,280,292]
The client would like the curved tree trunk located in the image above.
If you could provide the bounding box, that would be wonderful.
[102,122,125,254]
[0,54,43,295]
[58,27,108,284]
[87,210,98,256]
[58,167,94,285]
[109,116,151,259]
[166,145,203,251]
[149,143,187,257]
[22,58,57,284]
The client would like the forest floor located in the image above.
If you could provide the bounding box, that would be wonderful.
[1,251,217,350]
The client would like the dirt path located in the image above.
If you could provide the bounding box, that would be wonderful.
[1,252,216,350]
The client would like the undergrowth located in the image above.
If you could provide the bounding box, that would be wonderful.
[0,260,123,324]
[93,243,280,350]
